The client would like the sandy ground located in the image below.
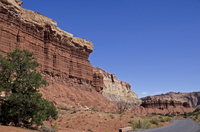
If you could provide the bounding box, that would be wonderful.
[0,126,84,132]
[0,109,187,132]
[0,126,39,132]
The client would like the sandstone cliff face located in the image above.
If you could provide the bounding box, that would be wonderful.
[1,0,22,14]
[141,100,190,109]
[130,99,194,115]
[0,1,94,85]
[93,67,141,108]
[0,0,117,111]
[141,92,200,108]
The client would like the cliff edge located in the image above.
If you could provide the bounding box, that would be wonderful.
[0,0,117,111]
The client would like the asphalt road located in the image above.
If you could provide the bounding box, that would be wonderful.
[138,120,200,132]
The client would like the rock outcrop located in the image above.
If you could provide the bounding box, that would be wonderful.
[0,0,117,111]
[0,0,94,85]
[141,91,200,108]
[141,100,190,109]
[93,67,141,108]
[130,99,194,115]
[1,0,22,14]
[92,72,104,92]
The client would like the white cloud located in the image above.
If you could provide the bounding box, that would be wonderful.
[141,92,148,95]
[155,91,162,94]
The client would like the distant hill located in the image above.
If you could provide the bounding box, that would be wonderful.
[140,91,200,108]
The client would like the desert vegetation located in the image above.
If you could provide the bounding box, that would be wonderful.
[128,115,172,131]
[0,101,198,132]
[181,108,200,122]
[56,105,198,132]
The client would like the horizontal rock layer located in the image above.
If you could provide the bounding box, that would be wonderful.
[141,100,190,109]
[0,0,117,111]
[1,0,22,13]
[20,8,93,53]
[0,0,93,52]
[130,99,194,115]
[141,91,200,108]
[0,7,93,83]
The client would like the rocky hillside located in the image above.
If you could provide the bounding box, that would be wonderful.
[141,91,200,108]
[0,0,118,111]
[130,99,194,115]
[141,99,190,109]
[0,0,142,111]
[93,67,141,108]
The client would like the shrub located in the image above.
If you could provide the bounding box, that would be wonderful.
[142,120,151,129]
[59,107,70,111]
[165,113,173,117]
[194,108,200,113]
[187,112,193,116]
[53,122,58,132]
[111,111,117,114]
[171,114,176,117]
[115,101,128,114]
[131,124,137,131]
[71,109,77,114]
[87,128,92,131]
[91,107,99,112]
[157,124,164,127]
[131,120,151,130]
[160,117,165,122]
[150,118,159,125]
[110,114,115,119]
[193,117,197,121]
[157,113,164,116]
[193,115,198,121]
[140,116,145,119]
[151,113,157,115]
[165,117,171,122]
[165,113,170,116]
[150,126,156,129]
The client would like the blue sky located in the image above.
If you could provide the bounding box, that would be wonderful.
[22,0,200,98]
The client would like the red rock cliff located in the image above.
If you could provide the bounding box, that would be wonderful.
[141,91,200,108]
[0,0,117,111]
[141,100,190,109]
[130,99,193,115]
[0,1,93,83]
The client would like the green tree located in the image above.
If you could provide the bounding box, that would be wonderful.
[0,48,58,128]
